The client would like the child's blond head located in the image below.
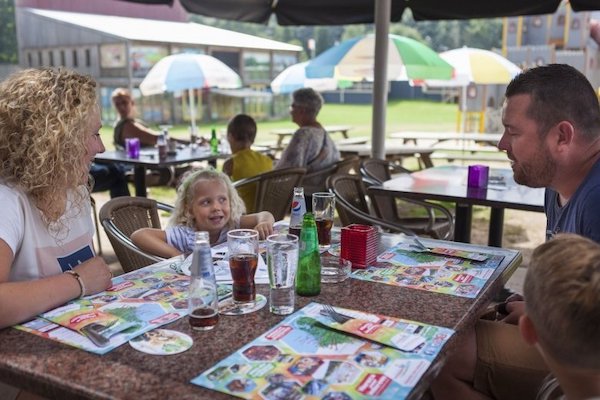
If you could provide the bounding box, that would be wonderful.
[524,233,600,369]
[169,168,245,231]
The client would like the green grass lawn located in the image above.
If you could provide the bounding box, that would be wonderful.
[100,100,458,149]
[99,99,463,207]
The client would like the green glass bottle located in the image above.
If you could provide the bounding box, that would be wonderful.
[209,127,219,155]
[296,213,321,296]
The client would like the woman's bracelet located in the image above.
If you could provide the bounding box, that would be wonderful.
[64,269,86,298]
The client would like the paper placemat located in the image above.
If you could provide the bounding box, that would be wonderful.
[191,302,454,399]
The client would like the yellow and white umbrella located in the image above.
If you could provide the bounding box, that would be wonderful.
[425,47,521,87]
[441,47,521,85]
[424,47,521,132]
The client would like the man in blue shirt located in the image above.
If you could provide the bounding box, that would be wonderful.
[432,64,600,400]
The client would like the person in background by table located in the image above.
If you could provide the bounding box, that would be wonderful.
[432,64,600,400]
[275,88,340,197]
[0,68,113,327]
[132,168,274,257]
[222,114,273,212]
[519,234,600,400]
[112,88,158,148]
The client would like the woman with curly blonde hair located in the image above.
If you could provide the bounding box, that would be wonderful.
[132,168,274,257]
[0,68,113,330]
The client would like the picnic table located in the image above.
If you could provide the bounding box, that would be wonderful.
[337,143,435,168]
[270,124,353,148]
[389,131,503,146]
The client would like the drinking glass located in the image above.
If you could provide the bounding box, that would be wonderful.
[312,192,336,250]
[227,229,259,303]
[266,233,299,315]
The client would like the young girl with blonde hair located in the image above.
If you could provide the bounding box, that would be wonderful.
[132,168,274,258]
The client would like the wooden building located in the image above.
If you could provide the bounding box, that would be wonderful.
[15,6,302,124]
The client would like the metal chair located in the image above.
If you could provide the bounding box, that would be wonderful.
[90,196,102,255]
[326,173,415,235]
[360,158,454,240]
[99,197,174,273]
[233,167,307,220]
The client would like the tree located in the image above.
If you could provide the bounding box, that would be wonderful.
[0,0,17,64]
[188,13,503,58]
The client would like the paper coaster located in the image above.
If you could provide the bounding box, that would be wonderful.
[219,294,267,315]
[129,329,193,355]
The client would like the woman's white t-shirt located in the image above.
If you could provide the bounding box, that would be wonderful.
[0,183,95,282]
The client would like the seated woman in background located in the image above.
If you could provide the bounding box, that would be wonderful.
[0,68,113,330]
[222,114,273,212]
[275,88,340,196]
[112,88,158,148]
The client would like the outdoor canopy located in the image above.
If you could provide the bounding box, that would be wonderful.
[118,0,600,24]
[118,0,600,159]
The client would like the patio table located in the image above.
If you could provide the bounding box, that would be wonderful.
[371,165,545,247]
[94,146,225,197]
[0,234,521,400]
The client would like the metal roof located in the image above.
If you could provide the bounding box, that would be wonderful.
[26,8,302,52]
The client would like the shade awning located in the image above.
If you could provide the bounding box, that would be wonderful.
[118,0,600,25]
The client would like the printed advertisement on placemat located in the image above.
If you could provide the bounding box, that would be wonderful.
[192,302,454,399]
[352,242,504,298]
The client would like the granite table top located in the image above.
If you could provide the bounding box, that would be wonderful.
[0,238,521,399]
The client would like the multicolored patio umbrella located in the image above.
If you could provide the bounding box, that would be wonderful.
[140,53,242,133]
[306,34,454,82]
[270,62,340,94]
[422,47,521,132]
[439,47,521,85]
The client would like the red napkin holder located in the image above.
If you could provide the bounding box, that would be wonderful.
[340,224,379,269]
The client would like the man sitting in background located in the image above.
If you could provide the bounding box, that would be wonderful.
[520,234,600,400]
[432,64,600,399]
[112,88,158,148]
[223,114,273,212]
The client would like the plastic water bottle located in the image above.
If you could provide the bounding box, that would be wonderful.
[209,128,219,155]
[188,231,219,331]
[289,187,306,238]
[296,213,321,296]
[219,132,231,155]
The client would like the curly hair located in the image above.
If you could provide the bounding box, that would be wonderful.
[0,68,97,223]
[169,167,246,231]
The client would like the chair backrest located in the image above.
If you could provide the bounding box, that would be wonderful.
[234,167,307,220]
[99,197,173,272]
[325,173,371,226]
[360,158,411,185]
[302,163,339,197]
[335,155,361,175]
[368,186,455,240]
[326,173,415,234]
[360,158,391,185]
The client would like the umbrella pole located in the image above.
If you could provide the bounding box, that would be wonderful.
[371,0,391,160]
[460,85,467,133]
[188,88,197,134]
